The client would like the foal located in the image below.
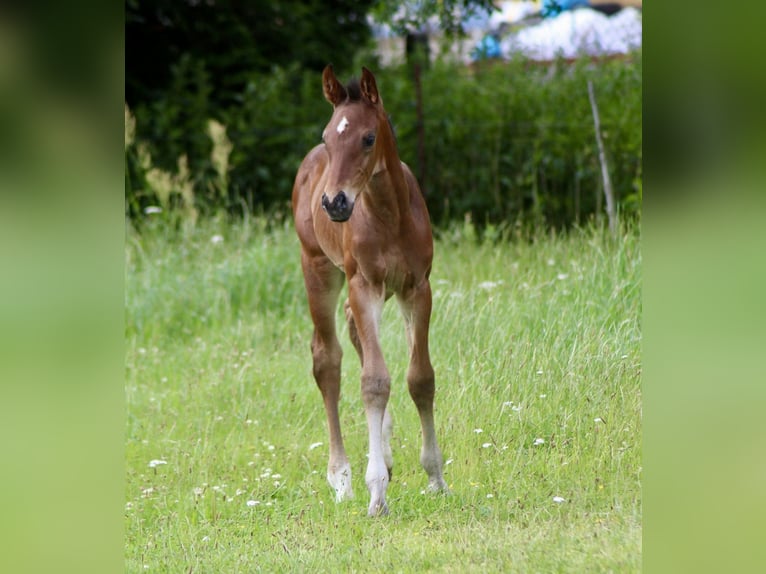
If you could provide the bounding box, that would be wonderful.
[292,66,447,516]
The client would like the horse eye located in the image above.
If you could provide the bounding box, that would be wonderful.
[363,133,376,148]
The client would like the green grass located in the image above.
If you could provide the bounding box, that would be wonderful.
[125,214,641,572]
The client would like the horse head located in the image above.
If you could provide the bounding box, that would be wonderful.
[319,65,387,222]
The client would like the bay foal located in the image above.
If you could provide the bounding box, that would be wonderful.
[292,66,447,516]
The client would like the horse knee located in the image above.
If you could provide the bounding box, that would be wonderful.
[361,373,390,408]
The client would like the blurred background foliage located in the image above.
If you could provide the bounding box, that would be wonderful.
[125,0,641,230]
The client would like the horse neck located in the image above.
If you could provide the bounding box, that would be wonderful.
[367,113,410,220]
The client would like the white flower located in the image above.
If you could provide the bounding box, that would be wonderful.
[594,417,604,423]
[144,206,162,215]
[246,500,259,507]
[148,459,167,468]
[533,438,545,446]
[211,234,224,244]
[557,273,569,280]
[512,405,522,412]
[478,281,500,290]
[473,428,483,434]
[309,442,323,451]
[539,394,547,398]
[445,459,454,466]
[553,496,566,503]
[486,493,494,498]
[482,442,492,448]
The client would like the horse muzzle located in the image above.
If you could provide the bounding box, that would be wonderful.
[321,191,354,222]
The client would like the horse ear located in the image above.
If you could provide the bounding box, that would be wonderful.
[360,67,380,105]
[323,65,346,106]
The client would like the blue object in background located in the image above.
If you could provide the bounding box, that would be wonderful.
[542,0,589,17]
[472,34,502,61]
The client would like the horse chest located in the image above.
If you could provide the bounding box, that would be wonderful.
[352,244,419,294]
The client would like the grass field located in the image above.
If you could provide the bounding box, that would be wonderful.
[125,214,641,572]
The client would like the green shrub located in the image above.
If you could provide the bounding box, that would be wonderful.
[126,53,641,230]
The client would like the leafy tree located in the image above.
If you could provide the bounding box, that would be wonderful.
[370,0,497,36]
[126,0,376,110]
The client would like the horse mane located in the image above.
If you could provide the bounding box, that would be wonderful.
[345,78,363,102]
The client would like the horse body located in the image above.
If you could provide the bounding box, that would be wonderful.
[292,66,447,516]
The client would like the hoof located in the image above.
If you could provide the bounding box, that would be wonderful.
[427,477,449,493]
[367,500,389,517]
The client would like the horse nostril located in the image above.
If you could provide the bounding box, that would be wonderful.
[334,192,347,211]
[321,193,330,211]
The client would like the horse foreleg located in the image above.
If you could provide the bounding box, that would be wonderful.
[399,281,448,493]
[348,276,391,516]
[346,297,393,481]
[302,253,353,502]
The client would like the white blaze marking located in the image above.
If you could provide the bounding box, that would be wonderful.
[336,116,349,134]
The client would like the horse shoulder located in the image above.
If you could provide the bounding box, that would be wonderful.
[293,144,329,254]
[399,161,433,256]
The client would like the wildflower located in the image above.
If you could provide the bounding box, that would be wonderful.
[144,206,162,215]
[309,442,323,451]
[478,281,500,290]
[246,500,259,507]
[512,405,522,412]
[557,273,569,280]
[533,438,545,446]
[482,443,492,448]
[211,234,224,244]
[148,459,167,468]
[473,428,483,434]
[553,496,566,503]
[486,493,494,499]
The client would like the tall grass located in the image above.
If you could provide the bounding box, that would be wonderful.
[125,215,641,572]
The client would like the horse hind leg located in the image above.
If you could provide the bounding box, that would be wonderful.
[344,298,364,365]
[399,285,448,493]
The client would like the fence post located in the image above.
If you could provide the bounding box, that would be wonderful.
[587,79,617,236]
